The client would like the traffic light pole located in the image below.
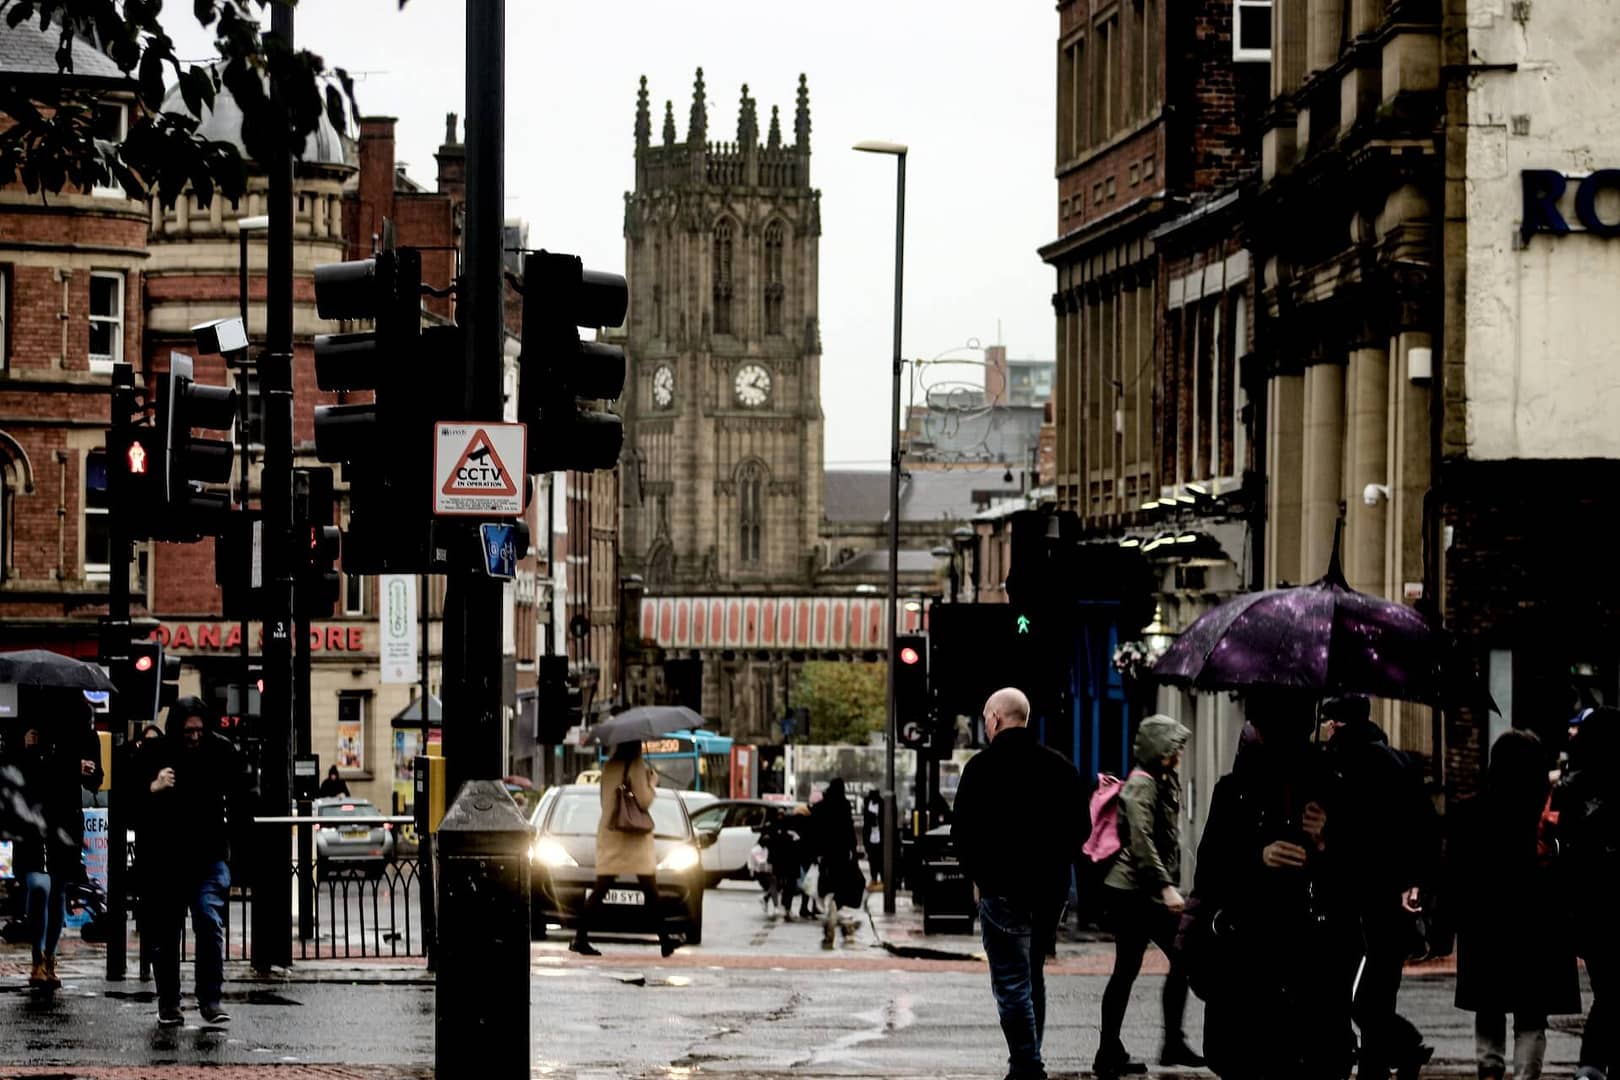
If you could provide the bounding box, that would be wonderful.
[441,0,509,797]
[252,0,296,973]
[103,363,135,981]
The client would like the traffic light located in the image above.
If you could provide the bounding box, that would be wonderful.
[294,467,341,618]
[536,654,580,744]
[158,648,182,712]
[312,246,443,573]
[156,355,237,538]
[116,639,164,727]
[518,251,628,473]
[214,512,261,618]
[895,634,931,749]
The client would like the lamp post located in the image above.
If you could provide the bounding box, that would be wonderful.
[854,138,906,914]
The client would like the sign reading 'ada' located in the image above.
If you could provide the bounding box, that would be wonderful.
[433,422,527,516]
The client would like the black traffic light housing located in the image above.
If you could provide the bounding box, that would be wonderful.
[895,634,931,749]
[214,511,263,619]
[294,467,341,619]
[518,251,628,473]
[116,639,165,728]
[107,374,161,537]
[536,654,582,744]
[312,247,447,573]
[157,355,237,538]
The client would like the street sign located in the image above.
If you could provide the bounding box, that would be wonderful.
[379,575,418,683]
[433,422,526,516]
[480,523,519,580]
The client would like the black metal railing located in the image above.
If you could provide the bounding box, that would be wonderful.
[137,815,428,963]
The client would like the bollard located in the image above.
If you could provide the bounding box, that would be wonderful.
[434,779,532,1076]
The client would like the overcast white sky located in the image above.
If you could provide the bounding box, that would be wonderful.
[170,1,1056,469]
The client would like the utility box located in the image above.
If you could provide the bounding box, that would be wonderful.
[434,780,532,1075]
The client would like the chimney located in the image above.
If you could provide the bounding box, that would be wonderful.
[984,345,1009,407]
[435,112,466,203]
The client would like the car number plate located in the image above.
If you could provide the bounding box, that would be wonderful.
[603,888,645,906]
[341,827,369,839]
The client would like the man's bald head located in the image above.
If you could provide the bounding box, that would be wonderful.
[983,687,1030,741]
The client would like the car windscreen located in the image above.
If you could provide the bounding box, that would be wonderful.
[547,791,686,839]
[318,802,379,818]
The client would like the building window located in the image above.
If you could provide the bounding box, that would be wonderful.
[85,450,110,580]
[1,266,9,369]
[88,271,123,372]
[1234,0,1272,62]
[343,572,368,616]
[336,691,368,772]
[90,103,127,198]
[763,222,784,335]
[652,241,663,336]
[738,461,764,567]
[712,220,733,336]
[1232,293,1248,476]
[236,370,263,446]
[1059,35,1084,161]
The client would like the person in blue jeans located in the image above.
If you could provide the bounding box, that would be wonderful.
[137,696,252,1027]
[952,687,1087,1080]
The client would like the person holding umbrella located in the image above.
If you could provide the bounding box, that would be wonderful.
[571,738,677,958]
[6,692,102,990]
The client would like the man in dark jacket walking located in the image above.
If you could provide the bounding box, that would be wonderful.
[954,687,1086,1080]
[138,696,252,1027]
[1321,695,1436,1080]
[1557,707,1619,1080]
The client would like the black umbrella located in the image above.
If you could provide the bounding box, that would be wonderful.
[583,705,707,746]
[0,650,114,692]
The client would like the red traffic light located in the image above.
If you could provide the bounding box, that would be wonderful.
[899,646,920,665]
[134,655,154,673]
[126,441,148,475]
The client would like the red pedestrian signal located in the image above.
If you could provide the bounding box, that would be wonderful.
[134,655,154,673]
[126,441,148,475]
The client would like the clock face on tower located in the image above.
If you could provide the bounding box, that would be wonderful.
[734,364,772,407]
[652,364,674,408]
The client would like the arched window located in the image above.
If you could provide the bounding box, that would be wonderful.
[763,222,785,335]
[647,541,674,585]
[712,220,734,335]
[738,461,765,567]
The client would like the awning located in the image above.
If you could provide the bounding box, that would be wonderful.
[391,694,441,728]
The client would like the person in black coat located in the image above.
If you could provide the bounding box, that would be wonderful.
[318,765,350,799]
[1556,707,1620,1080]
[1448,729,1580,1080]
[953,687,1087,1080]
[810,776,861,949]
[6,693,102,990]
[1188,691,1354,1080]
[1321,695,1437,1079]
[137,696,253,1027]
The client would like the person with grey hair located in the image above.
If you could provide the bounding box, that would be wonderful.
[953,687,1086,1080]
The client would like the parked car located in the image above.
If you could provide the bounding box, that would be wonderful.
[313,797,395,879]
[527,784,709,944]
[675,789,719,817]
[686,798,805,888]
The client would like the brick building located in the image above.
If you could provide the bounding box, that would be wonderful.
[1034,1,1267,826]
[0,19,148,656]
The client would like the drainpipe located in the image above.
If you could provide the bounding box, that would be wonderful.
[55,451,69,580]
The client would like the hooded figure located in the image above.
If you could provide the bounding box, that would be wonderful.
[810,777,862,948]
[1096,715,1200,1076]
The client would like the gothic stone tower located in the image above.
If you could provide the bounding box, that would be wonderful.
[620,70,825,737]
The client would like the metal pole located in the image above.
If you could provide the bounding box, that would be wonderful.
[440,0,507,799]
[103,363,135,981]
[238,227,251,753]
[882,152,906,914]
[542,476,555,786]
[252,0,296,973]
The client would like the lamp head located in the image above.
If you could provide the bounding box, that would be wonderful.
[853,140,908,156]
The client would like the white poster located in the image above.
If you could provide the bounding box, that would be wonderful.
[379,574,418,684]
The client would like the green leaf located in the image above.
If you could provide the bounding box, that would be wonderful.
[6,4,37,31]
[194,0,218,26]
[323,83,345,137]
[137,44,166,111]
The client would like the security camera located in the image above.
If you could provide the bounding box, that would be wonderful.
[1362,483,1391,506]
[190,316,248,357]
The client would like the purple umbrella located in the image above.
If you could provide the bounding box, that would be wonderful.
[1153,529,1491,708]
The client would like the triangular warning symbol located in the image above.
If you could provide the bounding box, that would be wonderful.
[441,428,518,497]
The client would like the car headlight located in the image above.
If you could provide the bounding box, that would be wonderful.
[530,837,578,868]
[657,844,700,872]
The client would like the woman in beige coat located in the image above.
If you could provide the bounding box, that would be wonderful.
[570,740,675,956]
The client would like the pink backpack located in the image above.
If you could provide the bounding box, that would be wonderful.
[1082,769,1148,863]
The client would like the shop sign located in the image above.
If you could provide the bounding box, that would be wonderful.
[151,621,369,654]
[1522,169,1620,240]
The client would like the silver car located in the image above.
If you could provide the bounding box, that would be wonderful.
[313,797,395,879]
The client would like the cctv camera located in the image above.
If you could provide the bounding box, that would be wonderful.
[1362,483,1390,506]
[190,316,248,357]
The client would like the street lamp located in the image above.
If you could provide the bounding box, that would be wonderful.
[235,214,269,767]
[854,137,906,915]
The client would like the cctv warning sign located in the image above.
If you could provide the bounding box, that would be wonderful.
[433,422,527,516]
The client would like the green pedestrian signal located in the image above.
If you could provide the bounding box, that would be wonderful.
[1016,614,1031,635]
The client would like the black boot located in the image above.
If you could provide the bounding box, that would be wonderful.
[568,935,601,957]
[1094,1042,1148,1078]
[1160,1039,1206,1068]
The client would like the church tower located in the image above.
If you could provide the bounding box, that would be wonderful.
[620,71,825,738]
[621,71,823,592]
